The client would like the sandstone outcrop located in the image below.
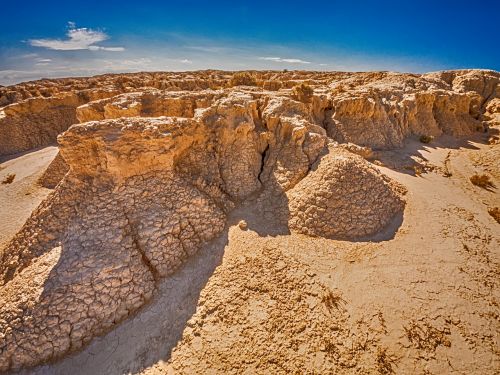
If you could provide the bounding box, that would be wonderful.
[0,90,119,155]
[324,70,499,149]
[0,69,498,372]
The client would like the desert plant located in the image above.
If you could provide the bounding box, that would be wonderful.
[321,289,345,312]
[443,152,452,177]
[404,164,425,176]
[419,135,434,144]
[470,174,495,189]
[488,207,500,223]
[229,72,257,87]
[376,347,397,374]
[2,173,15,184]
[292,82,314,102]
[404,320,451,352]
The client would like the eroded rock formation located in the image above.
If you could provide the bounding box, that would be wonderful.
[0,69,498,372]
[287,148,405,239]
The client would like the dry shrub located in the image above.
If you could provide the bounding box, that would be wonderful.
[488,135,499,145]
[2,173,15,184]
[229,72,257,87]
[321,289,346,312]
[376,347,397,374]
[292,82,314,102]
[115,76,131,90]
[470,174,495,189]
[419,135,434,144]
[488,207,500,223]
[404,320,451,352]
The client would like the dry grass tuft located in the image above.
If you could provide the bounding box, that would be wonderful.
[404,320,451,352]
[470,174,495,189]
[321,289,346,312]
[376,347,397,374]
[2,173,15,184]
[488,207,500,223]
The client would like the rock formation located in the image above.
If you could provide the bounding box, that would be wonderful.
[287,148,405,239]
[0,69,498,372]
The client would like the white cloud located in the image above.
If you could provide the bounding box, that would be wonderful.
[258,56,311,64]
[185,46,227,53]
[29,22,124,52]
[179,59,193,64]
[20,53,39,59]
[36,58,52,62]
[88,46,125,51]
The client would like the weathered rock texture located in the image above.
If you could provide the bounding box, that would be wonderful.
[287,148,405,239]
[0,69,498,372]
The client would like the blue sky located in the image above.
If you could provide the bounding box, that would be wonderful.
[0,0,498,85]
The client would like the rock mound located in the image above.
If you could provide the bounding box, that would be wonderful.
[288,148,405,239]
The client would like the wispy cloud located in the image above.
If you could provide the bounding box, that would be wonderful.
[0,30,446,86]
[29,22,124,51]
[20,53,39,59]
[185,46,228,53]
[258,56,311,64]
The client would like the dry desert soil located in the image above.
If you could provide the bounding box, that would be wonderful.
[0,70,499,374]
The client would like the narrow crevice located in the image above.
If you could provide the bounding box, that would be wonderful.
[258,144,270,184]
[125,214,160,282]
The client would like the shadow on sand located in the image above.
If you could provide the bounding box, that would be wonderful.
[373,132,491,177]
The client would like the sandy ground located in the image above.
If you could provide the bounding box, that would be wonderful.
[0,146,58,248]
[9,134,500,374]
